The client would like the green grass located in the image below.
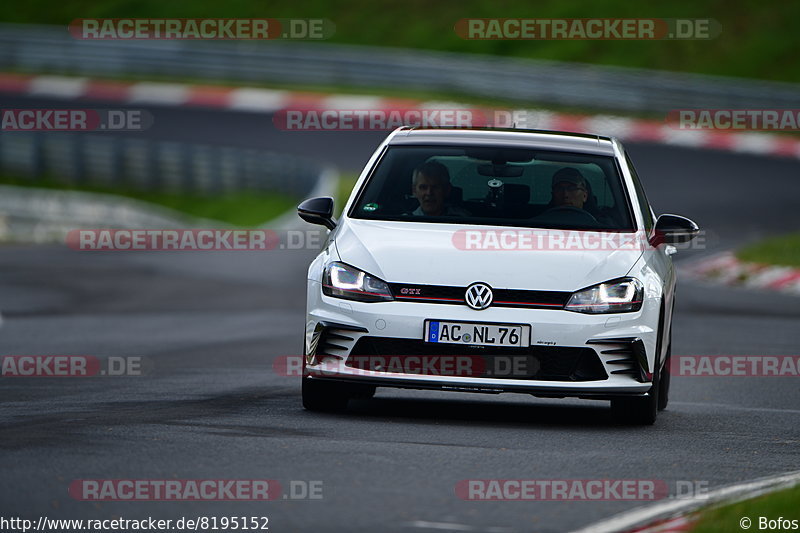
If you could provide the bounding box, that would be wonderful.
[0,175,297,226]
[690,485,800,532]
[334,172,359,216]
[737,233,800,268]
[3,0,800,83]
[1,171,359,226]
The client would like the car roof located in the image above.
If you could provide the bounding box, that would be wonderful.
[389,127,617,156]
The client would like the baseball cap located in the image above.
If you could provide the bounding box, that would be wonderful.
[551,167,586,187]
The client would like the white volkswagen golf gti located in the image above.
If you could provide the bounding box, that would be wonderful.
[297,127,698,424]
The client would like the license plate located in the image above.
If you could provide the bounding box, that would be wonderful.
[424,320,530,347]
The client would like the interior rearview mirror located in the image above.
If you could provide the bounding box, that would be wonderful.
[477,164,524,177]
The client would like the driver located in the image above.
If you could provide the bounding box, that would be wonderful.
[410,161,470,216]
[550,167,588,209]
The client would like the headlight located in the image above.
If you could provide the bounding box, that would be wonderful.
[322,262,393,302]
[565,278,644,314]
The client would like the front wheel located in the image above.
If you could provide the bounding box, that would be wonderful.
[658,340,672,411]
[611,369,659,425]
[302,376,349,412]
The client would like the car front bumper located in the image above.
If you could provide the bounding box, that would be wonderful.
[305,280,659,396]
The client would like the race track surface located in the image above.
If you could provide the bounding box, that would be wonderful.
[1,96,799,533]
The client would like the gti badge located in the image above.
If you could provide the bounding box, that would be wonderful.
[465,282,493,310]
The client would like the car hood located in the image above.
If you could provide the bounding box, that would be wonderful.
[333,219,645,291]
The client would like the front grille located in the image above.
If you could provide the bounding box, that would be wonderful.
[388,283,570,309]
[346,337,607,381]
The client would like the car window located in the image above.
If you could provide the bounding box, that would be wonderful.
[350,145,635,231]
[625,152,654,232]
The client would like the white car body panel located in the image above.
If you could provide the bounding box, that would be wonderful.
[333,219,645,291]
[302,128,691,405]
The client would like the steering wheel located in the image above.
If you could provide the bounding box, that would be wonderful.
[538,206,598,224]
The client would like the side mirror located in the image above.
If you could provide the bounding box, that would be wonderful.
[298,196,337,230]
[649,214,699,247]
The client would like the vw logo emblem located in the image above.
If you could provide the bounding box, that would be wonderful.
[465,282,493,310]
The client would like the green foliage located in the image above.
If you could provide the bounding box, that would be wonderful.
[0,174,297,226]
[691,485,800,532]
[738,233,800,268]
[4,0,799,82]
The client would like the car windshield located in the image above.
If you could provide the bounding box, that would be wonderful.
[350,145,635,231]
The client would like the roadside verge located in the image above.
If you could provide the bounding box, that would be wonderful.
[570,470,800,533]
[678,252,800,296]
[0,168,338,243]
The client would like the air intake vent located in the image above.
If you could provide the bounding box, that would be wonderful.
[309,321,367,361]
[587,337,649,383]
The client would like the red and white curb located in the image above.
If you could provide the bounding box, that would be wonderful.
[570,470,800,533]
[679,252,800,295]
[3,73,800,159]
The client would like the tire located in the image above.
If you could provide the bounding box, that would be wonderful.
[612,304,671,424]
[611,366,659,425]
[302,376,349,412]
[348,383,377,400]
[657,339,671,411]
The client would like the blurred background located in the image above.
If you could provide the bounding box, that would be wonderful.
[2,3,800,532]
[1,0,799,244]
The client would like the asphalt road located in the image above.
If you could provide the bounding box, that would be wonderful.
[1,96,799,533]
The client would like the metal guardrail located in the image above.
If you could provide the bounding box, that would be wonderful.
[0,133,322,196]
[3,23,800,113]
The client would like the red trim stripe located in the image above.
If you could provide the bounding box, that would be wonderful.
[494,300,562,307]
[395,295,462,302]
